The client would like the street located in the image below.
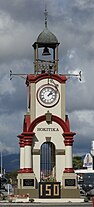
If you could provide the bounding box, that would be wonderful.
[0,202,92,207]
[0,189,93,207]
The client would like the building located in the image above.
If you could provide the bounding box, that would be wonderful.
[15,9,80,198]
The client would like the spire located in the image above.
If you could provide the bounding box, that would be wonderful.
[44,6,48,28]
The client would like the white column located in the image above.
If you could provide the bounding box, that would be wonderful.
[65,145,72,169]
[63,132,75,173]
[20,147,24,170]
[18,134,24,172]
[24,145,31,169]
[23,132,35,173]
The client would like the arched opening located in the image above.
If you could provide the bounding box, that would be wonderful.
[40,142,56,181]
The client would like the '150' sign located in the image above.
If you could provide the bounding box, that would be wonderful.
[39,182,61,198]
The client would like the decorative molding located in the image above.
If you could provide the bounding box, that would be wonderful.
[28,114,70,132]
[64,168,74,173]
[46,137,51,142]
[56,149,65,155]
[63,132,76,146]
[18,168,33,173]
[32,149,40,155]
[26,74,67,86]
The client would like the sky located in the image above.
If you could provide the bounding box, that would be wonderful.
[0,0,94,156]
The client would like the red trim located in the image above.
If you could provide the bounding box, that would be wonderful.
[63,132,76,146]
[24,137,32,146]
[18,169,26,173]
[18,134,24,147]
[22,132,35,138]
[64,140,74,146]
[23,132,35,146]
[23,168,33,173]
[19,142,24,148]
[64,168,74,173]
[26,73,67,85]
[63,132,76,137]
[28,114,70,132]
[23,114,30,132]
[18,168,33,173]
[18,134,24,138]
[65,115,70,131]
[18,132,35,147]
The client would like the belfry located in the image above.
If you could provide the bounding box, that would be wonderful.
[15,9,80,198]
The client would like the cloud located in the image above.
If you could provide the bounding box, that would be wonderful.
[69,110,94,155]
[0,0,93,156]
[0,74,15,95]
[0,111,24,154]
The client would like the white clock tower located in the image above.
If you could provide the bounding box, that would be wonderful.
[16,9,80,199]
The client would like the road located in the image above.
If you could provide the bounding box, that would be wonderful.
[0,189,93,207]
[0,202,92,207]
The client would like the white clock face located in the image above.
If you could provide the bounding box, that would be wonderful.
[37,84,60,107]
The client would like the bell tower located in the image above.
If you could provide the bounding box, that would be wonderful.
[32,8,59,75]
[16,9,80,199]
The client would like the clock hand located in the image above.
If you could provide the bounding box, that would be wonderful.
[48,91,53,96]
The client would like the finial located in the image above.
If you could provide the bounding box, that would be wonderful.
[44,5,48,28]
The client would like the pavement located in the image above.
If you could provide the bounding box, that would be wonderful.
[34,198,85,203]
[0,188,92,205]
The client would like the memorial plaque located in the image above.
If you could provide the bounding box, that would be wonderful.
[23,179,34,186]
[65,179,75,186]
[39,182,61,198]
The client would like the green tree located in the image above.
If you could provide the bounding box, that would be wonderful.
[73,156,83,169]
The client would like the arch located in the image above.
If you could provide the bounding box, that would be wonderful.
[40,141,56,181]
[28,114,70,132]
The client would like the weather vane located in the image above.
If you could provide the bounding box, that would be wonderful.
[10,70,27,81]
[10,70,81,81]
[44,6,48,28]
[63,71,82,81]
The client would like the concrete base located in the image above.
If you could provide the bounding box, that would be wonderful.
[34,198,84,203]
[17,172,37,189]
[61,188,80,198]
[14,188,38,198]
[14,187,80,199]
[62,172,78,189]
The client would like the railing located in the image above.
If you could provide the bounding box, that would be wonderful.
[34,60,57,74]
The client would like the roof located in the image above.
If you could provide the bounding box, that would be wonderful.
[37,27,58,44]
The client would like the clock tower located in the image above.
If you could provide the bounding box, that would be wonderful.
[16,9,80,199]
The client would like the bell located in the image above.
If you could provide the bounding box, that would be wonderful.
[42,46,51,55]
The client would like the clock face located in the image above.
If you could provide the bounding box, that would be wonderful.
[37,84,60,107]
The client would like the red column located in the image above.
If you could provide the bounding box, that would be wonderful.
[63,132,76,173]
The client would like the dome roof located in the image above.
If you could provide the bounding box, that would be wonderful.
[37,27,58,43]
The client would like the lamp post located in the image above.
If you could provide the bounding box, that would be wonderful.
[1,151,2,177]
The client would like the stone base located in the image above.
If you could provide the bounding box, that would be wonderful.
[14,187,80,199]
[62,172,78,189]
[61,188,80,198]
[61,172,80,198]
[14,188,38,198]
[17,172,37,189]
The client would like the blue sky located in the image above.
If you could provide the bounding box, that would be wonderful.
[0,0,94,155]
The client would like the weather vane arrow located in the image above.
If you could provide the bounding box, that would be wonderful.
[10,70,28,80]
[63,71,82,81]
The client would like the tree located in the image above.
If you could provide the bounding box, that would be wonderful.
[73,156,83,169]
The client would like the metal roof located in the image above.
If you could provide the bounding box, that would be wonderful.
[37,27,58,44]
